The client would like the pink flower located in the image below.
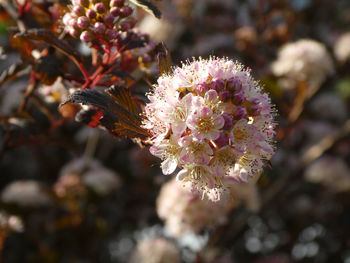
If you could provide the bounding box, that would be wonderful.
[179,135,213,165]
[143,57,276,201]
[187,106,225,140]
[150,135,181,175]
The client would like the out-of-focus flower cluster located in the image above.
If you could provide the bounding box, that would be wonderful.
[156,178,260,236]
[143,57,276,201]
[129,238,181,263]
[62,0,135,44]
[304,155,350,192]
[1,180,51,208]
[55,157,121,197]
[271,39,334,93]
[334,32,350,64]
[0,211,24,233]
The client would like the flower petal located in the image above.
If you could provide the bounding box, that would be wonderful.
[161,157,178,175]
[172,121,187,136]
[176,169,188,181]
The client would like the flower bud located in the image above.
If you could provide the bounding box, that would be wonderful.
[62,13,74,26]
[219,90,231,101]
[77,16,89,29]
[119,21,131,31]
[69,27,80,38]
[215,132,230,147]
[210,79,225,91]
[86,9,97,19]
[126,17,137,28]
[119,6,132,17]
[234,106,247,118]
[227,77,242,92]
[249,102,261,116]
[73,5,85,16]
[93,22,106,34]
[68,17,78,28]
[110,7,120,17]
[197,83,209,94]
[105,29,118,40]
[94,3,106,13]
[233,91,244,105]
[103,13,114,24]
[80,31,93,42]
[222,113,233,129]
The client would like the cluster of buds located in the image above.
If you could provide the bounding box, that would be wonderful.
[62,0,135,44]
[143,57,276,201]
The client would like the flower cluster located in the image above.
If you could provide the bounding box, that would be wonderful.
[304,155,350,192]
[129,238,181,263]
[56,157,121,196]
[0,211,24,233]
[156,178,233,236]
[271,39,334,92]
[1,180,51,207]
[62,0,135,44]
[143,57,276,201]
[156,178,259,236]
[334,32,350,64]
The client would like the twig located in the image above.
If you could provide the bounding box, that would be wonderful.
[18,72,38,113]
[84,129,100,159]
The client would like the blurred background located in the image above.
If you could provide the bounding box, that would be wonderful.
[0,0,350,262]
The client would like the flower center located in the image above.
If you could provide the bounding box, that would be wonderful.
[174,107,186,121]
[198,118,213,133]
[234,128,245,141]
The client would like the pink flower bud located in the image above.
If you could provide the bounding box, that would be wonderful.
[197,83,209,94]
[210,79,225,91]
[214,133,230,147]
[110,7,120,17]
[227,77,242,91]
[119,6,132,17]
[222,113,233,129]
[249,102,261,116]
[233,91,244,105]
[234,106,247,118]
[73,5,85,16]
[86,9,97,19]
[105,29,118,40]
[62,13,74,26]
[103,13,114,24]
[126,17,137,28]
[94,3,106,14]
[77,16,89,29]
[69,27,80,38]
[93,22,106,34]
[219,90,230,101]
[80,31,92,42]
[119,21,131,31]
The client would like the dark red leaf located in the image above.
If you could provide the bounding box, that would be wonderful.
[62,88,149,139]
[129,0,161,18]
[155,42,172,76]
